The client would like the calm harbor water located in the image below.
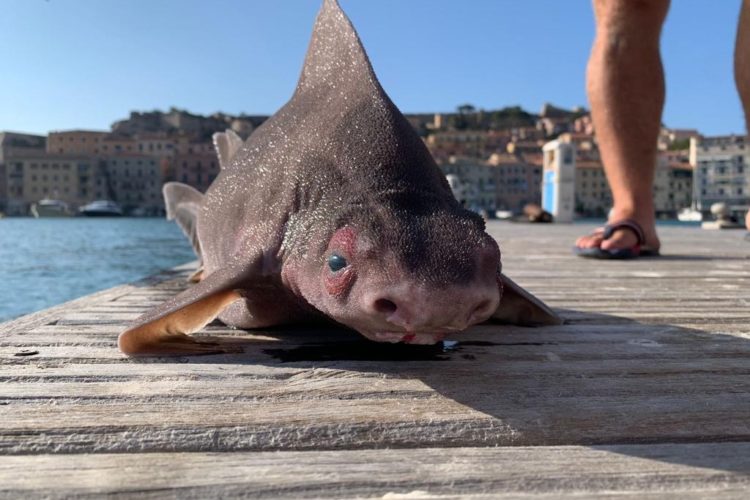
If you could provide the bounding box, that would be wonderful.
[0,218,194,322]
[0,217,703,323]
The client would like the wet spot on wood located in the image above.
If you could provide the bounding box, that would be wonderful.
[13,349,39,357]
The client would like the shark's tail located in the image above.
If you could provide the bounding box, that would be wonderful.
[163,182,204,263]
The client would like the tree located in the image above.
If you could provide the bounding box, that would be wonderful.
[457,104,476,116]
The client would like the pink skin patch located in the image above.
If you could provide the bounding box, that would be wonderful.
[324,227,357,297]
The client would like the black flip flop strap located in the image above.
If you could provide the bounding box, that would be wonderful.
[602,219,646,246]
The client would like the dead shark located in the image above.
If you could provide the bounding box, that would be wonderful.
[118,0,561,356]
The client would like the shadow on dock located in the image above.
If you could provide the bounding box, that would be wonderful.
[121,307,750,473]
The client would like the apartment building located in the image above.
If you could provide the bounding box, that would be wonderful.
[487,153,542,212]
[654,151,693,216]
[438,156,496,213]
[690,135,750,214]
[100,135,138,155]
[575,161,612,217]
[102,155,164,214]
[47,130,108,155]
[172,153,220,193]
[0,132,47,211]
[136,133,176,157]
[3,155,97,215]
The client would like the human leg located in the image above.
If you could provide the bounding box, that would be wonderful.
[734,0,750,231]
[576,0,670,253]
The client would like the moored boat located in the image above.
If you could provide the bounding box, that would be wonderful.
[30,199,71,218]
[79,200,123,217]
[677,207,703,222]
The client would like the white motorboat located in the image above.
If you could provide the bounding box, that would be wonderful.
[79,200,124,217]
[30,199,71,218]
[677,207,703,222]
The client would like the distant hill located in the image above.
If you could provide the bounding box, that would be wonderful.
[110,108,268,140]
[109,103,587,140]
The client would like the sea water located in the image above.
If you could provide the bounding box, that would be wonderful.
[0,218,194,322]
[0,217,703,323]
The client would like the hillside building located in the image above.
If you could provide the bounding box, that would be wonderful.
[690,135,750,216]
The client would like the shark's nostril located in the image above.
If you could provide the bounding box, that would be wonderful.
[373,298,397,315]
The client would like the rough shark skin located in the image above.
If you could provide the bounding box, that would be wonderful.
[118,0,561,356]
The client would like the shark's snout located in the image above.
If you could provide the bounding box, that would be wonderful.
[365,287,498,332]
[359,244,501,343]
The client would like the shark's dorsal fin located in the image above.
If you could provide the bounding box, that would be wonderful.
[163,182,203,259]
[295,0,383,98]
[212,129,243,169]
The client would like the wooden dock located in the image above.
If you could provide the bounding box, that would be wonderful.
[1,222,749,498]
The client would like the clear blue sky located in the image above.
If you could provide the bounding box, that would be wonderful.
[0,0,744,136]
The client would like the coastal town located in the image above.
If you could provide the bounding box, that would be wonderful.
[0,104,747,220]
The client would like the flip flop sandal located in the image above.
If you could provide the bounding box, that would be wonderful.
[574,219,660,259]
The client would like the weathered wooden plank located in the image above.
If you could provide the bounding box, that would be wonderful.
[1,443,750,499]
[2,363,749,453]
[0,224,749,494]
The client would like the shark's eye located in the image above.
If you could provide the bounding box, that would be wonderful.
[327,254,348,272]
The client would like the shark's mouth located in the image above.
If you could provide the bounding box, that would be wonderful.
[366,331,453,345]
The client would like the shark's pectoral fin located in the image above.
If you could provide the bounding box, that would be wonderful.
[163,182,204,260]
[118,289,242,356]
[212,129,243,169]
[119,258,262,356]
[490,273,563,326]
[188,267,204,283]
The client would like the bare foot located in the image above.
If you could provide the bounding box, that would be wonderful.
[575,209,661,252]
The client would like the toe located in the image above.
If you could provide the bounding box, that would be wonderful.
[576,233,603,249]
[600,228,639,251]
